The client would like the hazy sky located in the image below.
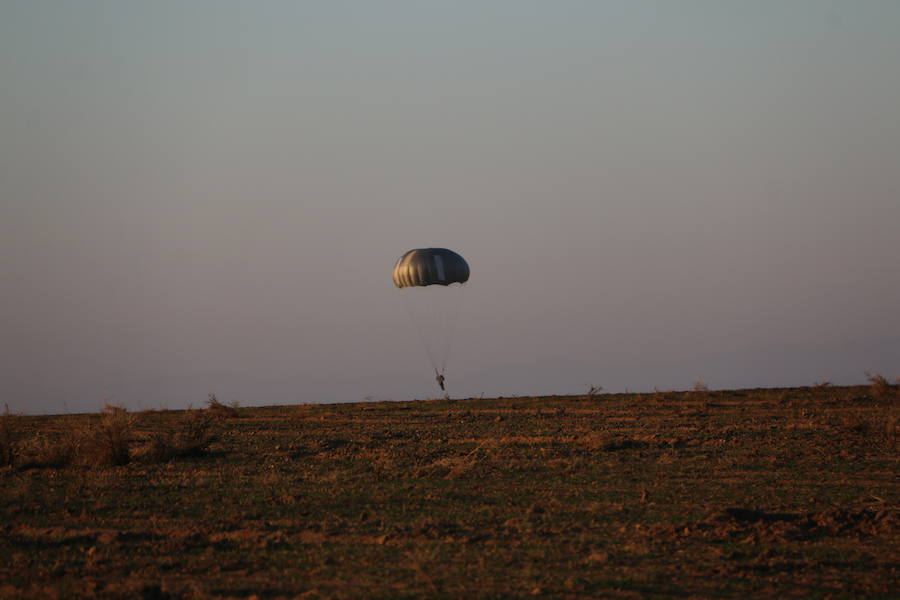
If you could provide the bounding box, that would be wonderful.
[2,1,899,414]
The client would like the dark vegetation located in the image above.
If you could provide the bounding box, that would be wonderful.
[0,381,897,599]
[3,404,222,471]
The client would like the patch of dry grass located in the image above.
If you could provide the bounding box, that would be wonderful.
[21,433,80,469]
[420,454,478,479]
[1,385,897,599]
[834,407,899,454]
[10,404,226,470]
[579,430,609,452]
[0,405,18,467]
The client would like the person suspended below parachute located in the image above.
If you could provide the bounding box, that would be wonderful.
[392,248,470,395]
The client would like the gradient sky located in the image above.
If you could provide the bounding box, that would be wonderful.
[2,1,899,414]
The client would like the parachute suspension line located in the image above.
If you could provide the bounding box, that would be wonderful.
[436,282,466,376]
[400,290,439,373]
[399,282,467,379]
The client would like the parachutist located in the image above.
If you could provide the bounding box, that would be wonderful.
[393,248,468,398]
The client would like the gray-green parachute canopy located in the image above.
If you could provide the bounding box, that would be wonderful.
[392,248,470,288]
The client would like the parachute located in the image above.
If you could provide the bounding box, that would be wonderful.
[392,248,470,288]
[392,248,469,392]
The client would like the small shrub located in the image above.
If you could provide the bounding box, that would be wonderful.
[175,409,220,455]
[865,372,896,401]
[80,404,135,466]
[206,393,240,418]
[692,380,710,393]
[145,410,219,462]
[145,432,177,463]
[585,385,603,400]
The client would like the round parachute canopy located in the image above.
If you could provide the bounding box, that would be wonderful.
[392,248,470,288]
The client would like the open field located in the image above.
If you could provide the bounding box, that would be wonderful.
[1,385,897,599]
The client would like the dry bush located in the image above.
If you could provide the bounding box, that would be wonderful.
[78,404,135,466]
[206,393,240,418]
[865,372,896,401]
[585,385,603,400]
[17,404,223,469]
[144,410,220,463]
[21,433,81,469]
[144,433,179,463]
[1,405,18,467]
[692,380,710,393]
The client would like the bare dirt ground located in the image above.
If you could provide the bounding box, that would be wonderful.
[1,385,897,598]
